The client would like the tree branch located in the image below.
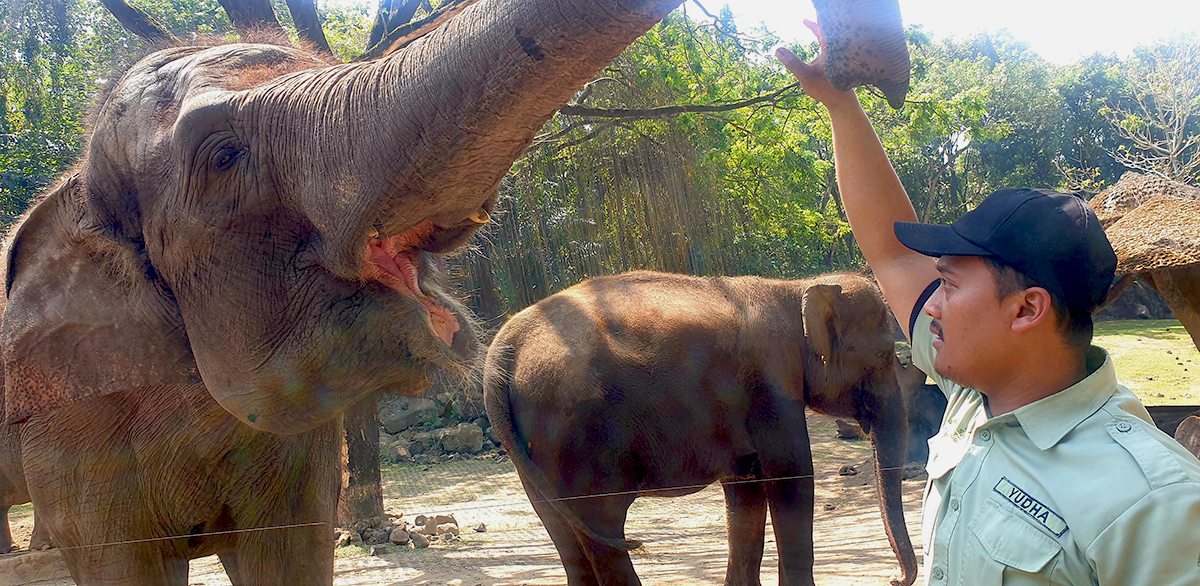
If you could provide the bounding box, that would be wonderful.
[285,0,332,55]
[357,0,481,61]
[559,82,803,120]
[96,0,178,44]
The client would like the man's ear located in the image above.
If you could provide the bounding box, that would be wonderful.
[2,175,199,424]
[1010,286,1055,334]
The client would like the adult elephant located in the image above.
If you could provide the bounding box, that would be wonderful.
[484,271,918,586]
[0,0,686,583]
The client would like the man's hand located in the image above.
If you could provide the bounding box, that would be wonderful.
[775,20,858,111]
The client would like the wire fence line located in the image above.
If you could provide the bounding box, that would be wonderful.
[12,457,919,559]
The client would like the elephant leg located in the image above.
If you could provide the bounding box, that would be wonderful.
[1,506,12,553]
[219,552,245,586]
[29,516,55,551]
[223,524,333,586]
[572,497,641,586]
[764,475,816,586]
[523,481,602,586]
[723,480,767,586]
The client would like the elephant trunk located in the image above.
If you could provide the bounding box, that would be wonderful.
[865,384,918,586]
[247,0,685,279]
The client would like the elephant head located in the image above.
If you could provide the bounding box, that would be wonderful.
[800,276,918,586]
[2,0,687,434]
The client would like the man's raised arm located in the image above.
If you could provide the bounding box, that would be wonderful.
[776,22,938,336]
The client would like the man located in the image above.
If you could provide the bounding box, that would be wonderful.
[776,20,1200,586]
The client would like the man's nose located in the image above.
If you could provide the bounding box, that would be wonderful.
[923,286,944,318]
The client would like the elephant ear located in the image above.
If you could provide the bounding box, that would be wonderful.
[2,175,199,424]
[802,283,844,363]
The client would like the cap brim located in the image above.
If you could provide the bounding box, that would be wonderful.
[894,222,994,258]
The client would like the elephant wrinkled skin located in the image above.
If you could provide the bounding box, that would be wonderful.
[0,0,685,583]
[484,271,918,586]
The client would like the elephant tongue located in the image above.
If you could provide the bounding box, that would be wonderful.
[364,224,459,346]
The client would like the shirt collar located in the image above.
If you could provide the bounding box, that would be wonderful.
[1007,346,1117,450]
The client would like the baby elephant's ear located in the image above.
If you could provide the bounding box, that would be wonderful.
[2,176,198,424]
[802,283,844,363]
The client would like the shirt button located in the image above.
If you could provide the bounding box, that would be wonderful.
[979,429,992,441]
[1116,421,1132,432]
[932,566,945,580]
[950,497,960,511]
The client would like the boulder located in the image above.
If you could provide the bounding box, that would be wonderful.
[410,532,430,549]
[439,423,484,454]
[379,397,440,434]
[389,528,411,545]
[436,523,460,536]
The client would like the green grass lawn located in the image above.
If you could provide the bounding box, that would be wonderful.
[1093,319,1200,406]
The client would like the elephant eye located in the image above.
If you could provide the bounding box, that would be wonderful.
[213,145,247,171]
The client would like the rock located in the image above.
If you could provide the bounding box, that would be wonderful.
[384,442,412,463]
[368,544,388,556]
[414,514,428,526]
[334,530,353,548]
[439,423,484,454]
[410,532,430,549]
[363,528,390,545]
[472,417,490,431]
[349,531,364,546]
[824,503,836,511]
[379,396,441,434]
[434,514,457,525]
[437,523,460,536]
[835,419,865,440]
[440,532,460,543]
[390,528,411,545]
[473,523,487,533]
[486,426,501,445]
[838,464,859,476]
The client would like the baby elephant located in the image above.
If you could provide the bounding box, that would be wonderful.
[484,271,916,586]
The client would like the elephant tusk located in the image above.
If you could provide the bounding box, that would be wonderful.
[468,208,491,225]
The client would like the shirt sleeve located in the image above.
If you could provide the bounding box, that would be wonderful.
[908,280,943,386]
[1087,481,1200,586]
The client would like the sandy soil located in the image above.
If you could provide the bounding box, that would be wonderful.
[5,412,927,585]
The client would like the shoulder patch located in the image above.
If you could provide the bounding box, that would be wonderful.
[994,477,1068,537]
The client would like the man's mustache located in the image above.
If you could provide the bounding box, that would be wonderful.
[931,320,944,339]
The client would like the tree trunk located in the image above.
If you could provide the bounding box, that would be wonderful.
[216,0,285,38]
[1149,267,1200,351]
[339,394,384,525]
[96,0,178,43]
[285,0,333,55]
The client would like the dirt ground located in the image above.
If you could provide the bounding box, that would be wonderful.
[4,412,926,585]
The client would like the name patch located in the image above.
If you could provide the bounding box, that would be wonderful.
[994,477,1068,537]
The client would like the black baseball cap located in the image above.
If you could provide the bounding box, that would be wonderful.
[894,188,1117,314]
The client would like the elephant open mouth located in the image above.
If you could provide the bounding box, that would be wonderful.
[364,221,460,347]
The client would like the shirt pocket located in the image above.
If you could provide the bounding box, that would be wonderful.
[962,499,1063,586]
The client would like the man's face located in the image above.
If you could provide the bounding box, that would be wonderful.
[923,255,1016,390]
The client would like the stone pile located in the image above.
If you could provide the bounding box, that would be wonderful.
[378,394,503,465]
[334,512,488,552]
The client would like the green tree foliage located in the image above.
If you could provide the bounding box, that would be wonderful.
[4,0,1181,323]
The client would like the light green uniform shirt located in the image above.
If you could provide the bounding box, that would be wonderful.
[911,309,1200,586]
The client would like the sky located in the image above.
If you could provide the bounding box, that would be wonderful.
[713,0,1200,63]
